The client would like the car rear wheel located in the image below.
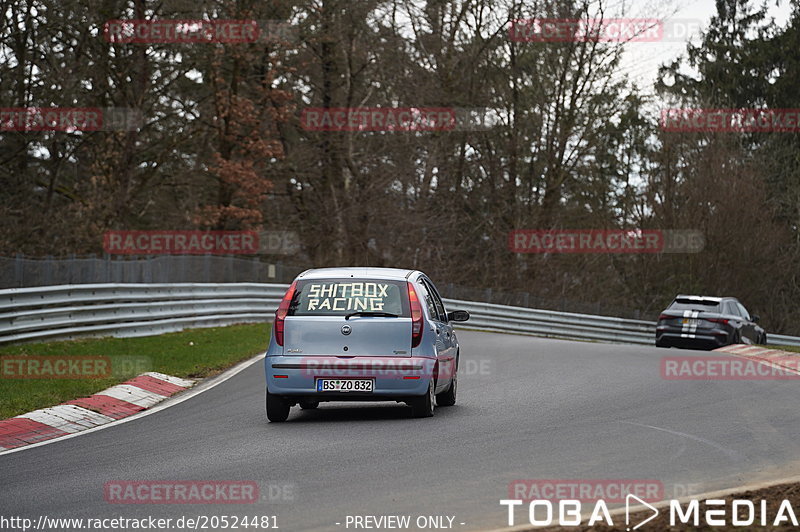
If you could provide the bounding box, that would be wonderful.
[731,330,742,346]
[299,400,319,410]
[410,378,435,418]
[266,389,290,422]
[436,368,457,407]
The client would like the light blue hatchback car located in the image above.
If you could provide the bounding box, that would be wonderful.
[264,267,470,421]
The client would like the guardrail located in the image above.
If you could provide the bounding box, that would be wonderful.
[0,283,285,344]
[1,283,799,347]
[446,299,656,345]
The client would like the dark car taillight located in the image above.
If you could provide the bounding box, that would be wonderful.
[274,280,297,347]
[407,282,423,348]
[706,317,729,325]
[658,313,670,322]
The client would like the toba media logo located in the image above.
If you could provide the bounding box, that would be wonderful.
[500,498,800,528]
[502,489,800,528]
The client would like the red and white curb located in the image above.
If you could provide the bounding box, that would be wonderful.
[714,343,800,372]
[0,371,194,450]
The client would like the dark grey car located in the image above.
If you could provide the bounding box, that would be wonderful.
[655,295,767,349]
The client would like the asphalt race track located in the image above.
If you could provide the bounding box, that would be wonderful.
[4,330,800,531]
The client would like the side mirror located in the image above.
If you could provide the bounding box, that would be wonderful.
[447,310,470,322]
[752,314,760,323]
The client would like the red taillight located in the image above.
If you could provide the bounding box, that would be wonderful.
[658,313,670,321]
[707,317,729,325]
[274,281,297,347]
[407,282,423,348]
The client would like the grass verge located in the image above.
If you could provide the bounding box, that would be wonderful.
[768,345,800,354]
[0,323,270,420]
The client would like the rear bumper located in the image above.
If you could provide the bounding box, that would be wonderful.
[655,327,730,349]
[265,355,433,397]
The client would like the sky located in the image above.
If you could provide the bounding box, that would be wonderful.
[619,0,793,89]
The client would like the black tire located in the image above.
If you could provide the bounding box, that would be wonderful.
[266,390,290,422]
[299,400,319,410]
[410,378,435,418]
[731,330,742,346]
[436,364,457,407]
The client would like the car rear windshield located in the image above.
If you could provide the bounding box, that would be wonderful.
[668,299,720,312]
[287,279,410,317]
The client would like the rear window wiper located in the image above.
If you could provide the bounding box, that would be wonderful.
[344,311,400,320]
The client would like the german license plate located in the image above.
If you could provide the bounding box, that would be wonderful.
[316,378,373,392]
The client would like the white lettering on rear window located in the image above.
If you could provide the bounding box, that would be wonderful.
[302,282,395,313]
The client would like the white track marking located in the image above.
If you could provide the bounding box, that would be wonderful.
[619,420,743,461]
[96,384,167,408]
[722,348,800,375]
[46,404,115,427]
[143,372,194,388]
[717,344,749,353]
[19,405,114,433]
[0,352,265,456]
